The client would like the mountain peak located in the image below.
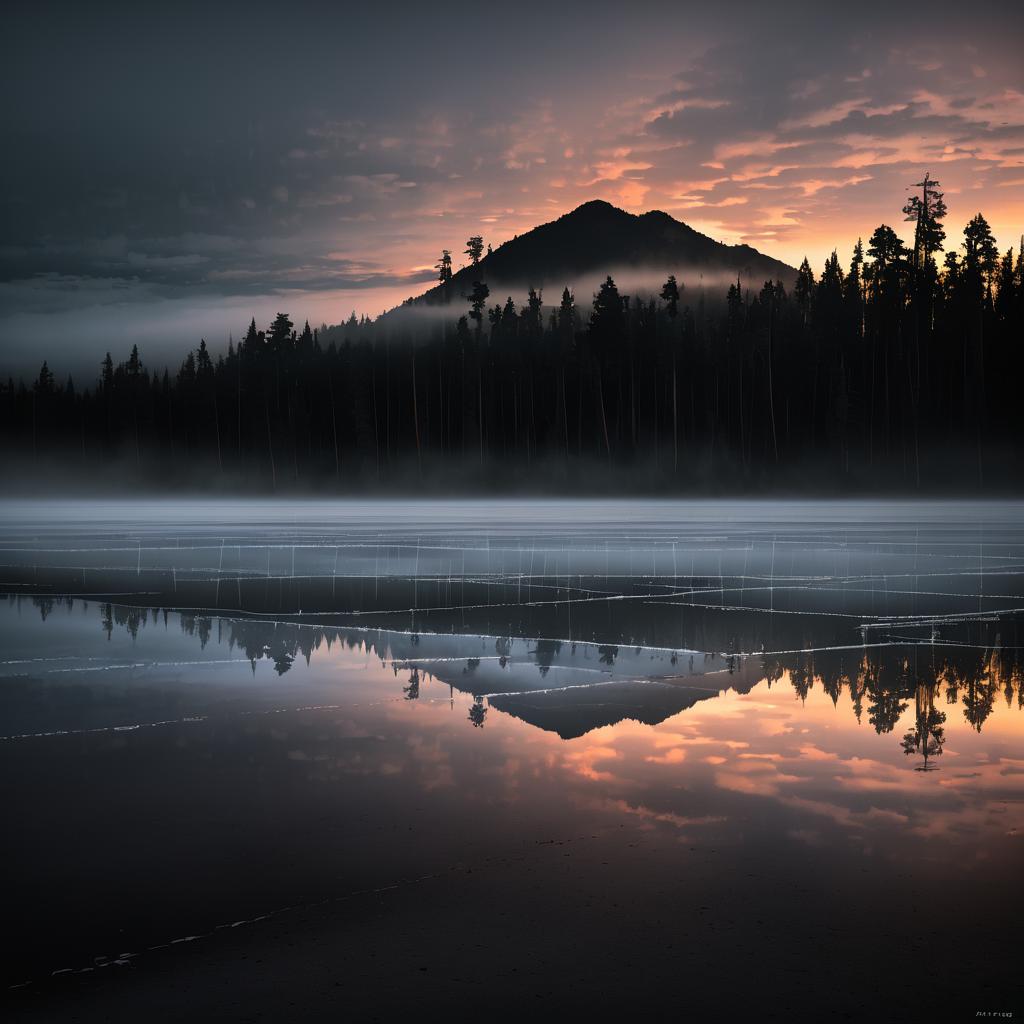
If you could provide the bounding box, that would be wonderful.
[404,199,796,313]
[566,199,625,217]
[638,208,678,224]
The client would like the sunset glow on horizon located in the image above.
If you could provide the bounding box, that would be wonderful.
[2,2,1023,370]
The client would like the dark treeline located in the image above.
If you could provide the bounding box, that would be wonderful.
[3,178,1022,491]
[19,595,1024,765]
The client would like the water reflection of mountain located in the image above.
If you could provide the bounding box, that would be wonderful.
[487,681,753,740]
[219,610,763,739]
[385,630,766,739]
[16,597,1023,750]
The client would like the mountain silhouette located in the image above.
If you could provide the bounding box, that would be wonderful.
[408,199,796,311]
[486,679,741,740]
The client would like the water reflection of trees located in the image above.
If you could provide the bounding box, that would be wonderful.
[468,697,487,728]
[115,602,1024,736]
[15,597,1024,752]
[758,644,1022,736]
[403,668,420,701]
[900,686,946,771]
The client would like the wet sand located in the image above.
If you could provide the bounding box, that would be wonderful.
[8,817,1021,1023]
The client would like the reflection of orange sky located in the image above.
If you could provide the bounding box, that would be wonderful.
[553,674,1024,850]
[344,647,1024,860]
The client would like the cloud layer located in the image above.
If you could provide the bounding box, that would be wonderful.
[1,1,1022,373]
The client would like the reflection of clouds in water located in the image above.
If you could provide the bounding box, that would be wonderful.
[564,745,622,783]
[4,591,1023,871]
[645,747,688,765]
[451,670,1021,862]
[405,733,456,791]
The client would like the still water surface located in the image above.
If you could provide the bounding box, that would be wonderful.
[2,500,1022,1018]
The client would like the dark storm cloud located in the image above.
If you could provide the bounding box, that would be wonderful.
[0,235,434,297]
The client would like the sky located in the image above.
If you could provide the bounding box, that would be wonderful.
[2,0,1023,376]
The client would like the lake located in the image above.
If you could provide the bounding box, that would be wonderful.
[2,499,1022,1021]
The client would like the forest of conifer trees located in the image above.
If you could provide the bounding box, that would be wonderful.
[2,183,1022,491]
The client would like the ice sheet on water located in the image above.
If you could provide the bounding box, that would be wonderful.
[1,498,1022,653]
